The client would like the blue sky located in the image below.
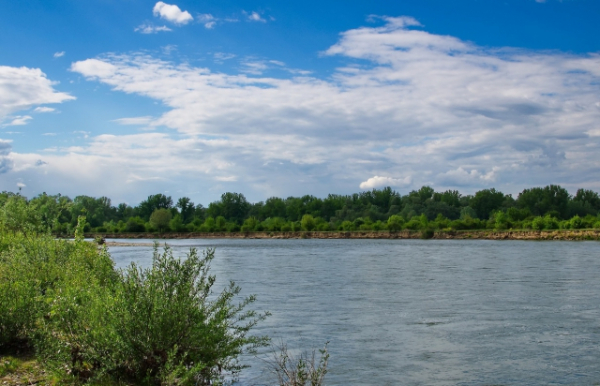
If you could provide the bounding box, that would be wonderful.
[1,0,600,205]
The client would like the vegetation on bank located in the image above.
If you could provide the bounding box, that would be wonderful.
[3,185,600,236]
[0,218,270,385]
[0,202,331,385]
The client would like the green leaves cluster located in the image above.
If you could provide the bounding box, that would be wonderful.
[3,184,600,235]
[0,224,268,384]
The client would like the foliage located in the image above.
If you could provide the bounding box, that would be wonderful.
[149,208,173,232]
[300,215,316,231]
[517,185,570,219]
[1,214,269,385]
[0,221,116,349]
[266,342,329,386]
[2,184,600,235]
[470,189,506,220]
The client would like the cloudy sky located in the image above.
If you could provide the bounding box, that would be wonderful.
[1,0,600,205]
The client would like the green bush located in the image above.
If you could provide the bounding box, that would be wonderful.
[1,213,270,385]
[35,243,269,384]
[0,229,116,349]
[267,341,329,386]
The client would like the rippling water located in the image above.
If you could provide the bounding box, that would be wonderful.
[107,239,600,385]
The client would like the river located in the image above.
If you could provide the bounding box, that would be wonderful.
[107,239,600,385]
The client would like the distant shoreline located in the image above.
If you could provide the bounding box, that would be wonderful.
[74,229,600,242]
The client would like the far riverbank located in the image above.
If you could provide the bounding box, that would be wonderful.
[75,229,600,241]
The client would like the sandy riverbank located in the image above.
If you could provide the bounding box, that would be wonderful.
[81,229,600,243]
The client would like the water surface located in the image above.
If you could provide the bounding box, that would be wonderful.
[108,239,600,385]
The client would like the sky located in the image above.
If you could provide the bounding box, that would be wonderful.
[1,0,600,205]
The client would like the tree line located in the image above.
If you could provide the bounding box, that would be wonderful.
[2,184,600,234]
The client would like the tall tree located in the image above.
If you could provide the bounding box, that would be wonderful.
[137,194,173,221]
[176,197,195,223]
[517,185,570,219]
[207,193,250,224]
[470,189,506,219]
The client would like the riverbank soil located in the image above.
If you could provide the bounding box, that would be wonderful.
[80,229,600,241]
[0,345,48,385]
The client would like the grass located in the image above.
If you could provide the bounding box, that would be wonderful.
[0,352,49,385]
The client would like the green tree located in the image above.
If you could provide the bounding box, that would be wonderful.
[470,188,506,219]
[150,208,172,232]
[301,214,316,231]
[207,193,250,224]
[387,215,405,231]
[169,214,186,232]
[137,194,173,221]
[261,197,288,219]
[125,216,146,232]
[241,217,260,232]
[176,197,195,223]
[517,185,570,219]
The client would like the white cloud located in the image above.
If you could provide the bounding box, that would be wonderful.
[10,16,600,202]
[53,51,65,58]
[0,140,12,174]
[360,176,411,189]
[240,60,269,75]
[16,182,25,188]
[0,66,74,119]
[135,24,172,34]
[34,107,55,113]
[153,2,193,25]
[5,115,33,126]
[197,13,216,29]
[437,167,500,187]
[247,11,266,23]
[162,45,178,55]
[215,176,238,182]
[112,116,154,125]
[214,52,236,62]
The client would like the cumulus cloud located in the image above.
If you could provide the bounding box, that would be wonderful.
[0,65,74,119]
[197,13,216,29]
[246,11,266,23]
[360,176,411,189]
[113,116,154,126]
[5,115,32,126]
[153,2,193,25]
[0,140,13,174]
[240,59,269,74]
[214,52,236,62]
[135,24,172,34]
[437,167,500,187]
[53,51,65,58]
[13,16,600,202]
[34,107,55,113]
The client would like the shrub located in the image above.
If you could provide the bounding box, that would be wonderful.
[150,208,172,232]
[125,216,146,233]
[301,215,316,231]
[241,217,260,232]
[0,229,116,349]
[340,221,354,231]
[266,341,329,386]
[37,244,269,384]
[420,229,434,239]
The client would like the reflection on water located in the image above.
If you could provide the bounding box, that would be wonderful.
[108,239,600,385]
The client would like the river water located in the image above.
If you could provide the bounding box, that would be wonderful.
[107,239,600,385]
